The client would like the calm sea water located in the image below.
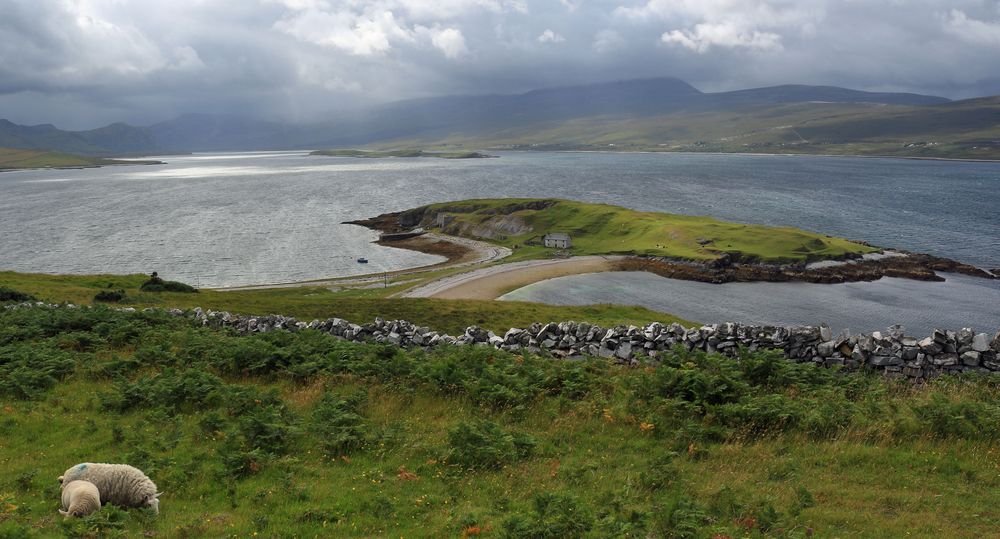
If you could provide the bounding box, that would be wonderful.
[501,271,1000,334]
[1,151,998,290]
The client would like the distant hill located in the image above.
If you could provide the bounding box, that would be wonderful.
[0,120,109,155]
[5,77,1000,159]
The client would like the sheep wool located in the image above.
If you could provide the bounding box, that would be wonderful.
[59,463,161,514]
[59,480,101,518]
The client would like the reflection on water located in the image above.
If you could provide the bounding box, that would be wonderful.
[1,151,998,288]
[501,271,1000,334]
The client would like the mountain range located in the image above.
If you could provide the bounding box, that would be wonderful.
[2,77,998,159]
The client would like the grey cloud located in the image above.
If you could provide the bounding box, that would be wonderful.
[2,0,1000,129]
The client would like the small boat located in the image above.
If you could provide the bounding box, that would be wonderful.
[356,257,369,264]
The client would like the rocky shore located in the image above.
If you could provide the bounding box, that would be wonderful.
[615,251,996,284]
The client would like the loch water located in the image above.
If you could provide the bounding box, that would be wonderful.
[501,271,1000,334]
[1,150,998,327]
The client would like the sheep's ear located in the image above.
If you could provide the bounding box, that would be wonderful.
[155,492,163,498]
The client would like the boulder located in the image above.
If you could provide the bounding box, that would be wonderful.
[819,324,832,342]
[972,333,990,352]
[817,341,836,357]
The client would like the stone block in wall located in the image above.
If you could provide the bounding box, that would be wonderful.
[960,351,980,366]
[870,355,902,367]
[932,354,958,367]
[971,333,990,352]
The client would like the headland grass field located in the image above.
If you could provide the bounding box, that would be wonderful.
[0,148,107,171]
[0,271,691,334]
[0,147,162,171]
[382,198,877,264]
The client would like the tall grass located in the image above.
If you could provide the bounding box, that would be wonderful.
[1,306,998,537]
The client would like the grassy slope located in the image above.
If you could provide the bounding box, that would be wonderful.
[1,306,998,538]
[0,147,160,171]
[0,147,104,170]
[381,98,1000,160]
[0,271,691,334]
[418,198,876,264]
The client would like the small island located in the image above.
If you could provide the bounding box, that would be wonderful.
[310,148,496,159]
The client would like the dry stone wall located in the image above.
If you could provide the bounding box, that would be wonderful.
[178,307,1000,381]
[6,303,998,381]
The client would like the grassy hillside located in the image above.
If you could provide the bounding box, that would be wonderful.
[0,147,161,171]
[1,304,999,537]
[0,147,105,170]
[382,98,1000,160]
[0,271,691,334]
[399,199,876,264]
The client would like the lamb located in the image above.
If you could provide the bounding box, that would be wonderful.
[59,480,101,518]
[58,463,161,514]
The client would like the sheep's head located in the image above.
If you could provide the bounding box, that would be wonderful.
[144,492,162,514]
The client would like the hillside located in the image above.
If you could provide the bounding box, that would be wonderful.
[356,198,877,264]
[391,99,1000,160]
[6,77,998,159]
[1,287,999,537]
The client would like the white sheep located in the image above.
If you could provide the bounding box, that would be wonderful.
[59,480,101,518]
[58,463,161,514]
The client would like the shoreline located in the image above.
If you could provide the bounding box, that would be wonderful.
[214,232,510,292]
[0,160,165,173]
[539,148,1000,164]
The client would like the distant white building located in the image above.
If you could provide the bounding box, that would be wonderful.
[543,232,571,249]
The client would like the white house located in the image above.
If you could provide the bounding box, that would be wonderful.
[543,232,571,249]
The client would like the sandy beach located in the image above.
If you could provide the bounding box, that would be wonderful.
[400,256,623,299]
[215,233,511,291]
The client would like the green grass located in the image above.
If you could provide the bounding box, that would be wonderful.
[0,147,161,170]
[0,271,692,334]
[411,198,876,264]
[311,149,492,159]
[0,147,104,170]
[1,306,999,537]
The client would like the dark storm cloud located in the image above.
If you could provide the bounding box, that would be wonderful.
[2,0,1000,129]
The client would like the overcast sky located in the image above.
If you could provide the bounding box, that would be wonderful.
[3,0,1000,129]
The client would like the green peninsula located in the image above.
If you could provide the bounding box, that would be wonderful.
[310,148,494,159]
[359,198,877,264]
[0,147,162,171]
